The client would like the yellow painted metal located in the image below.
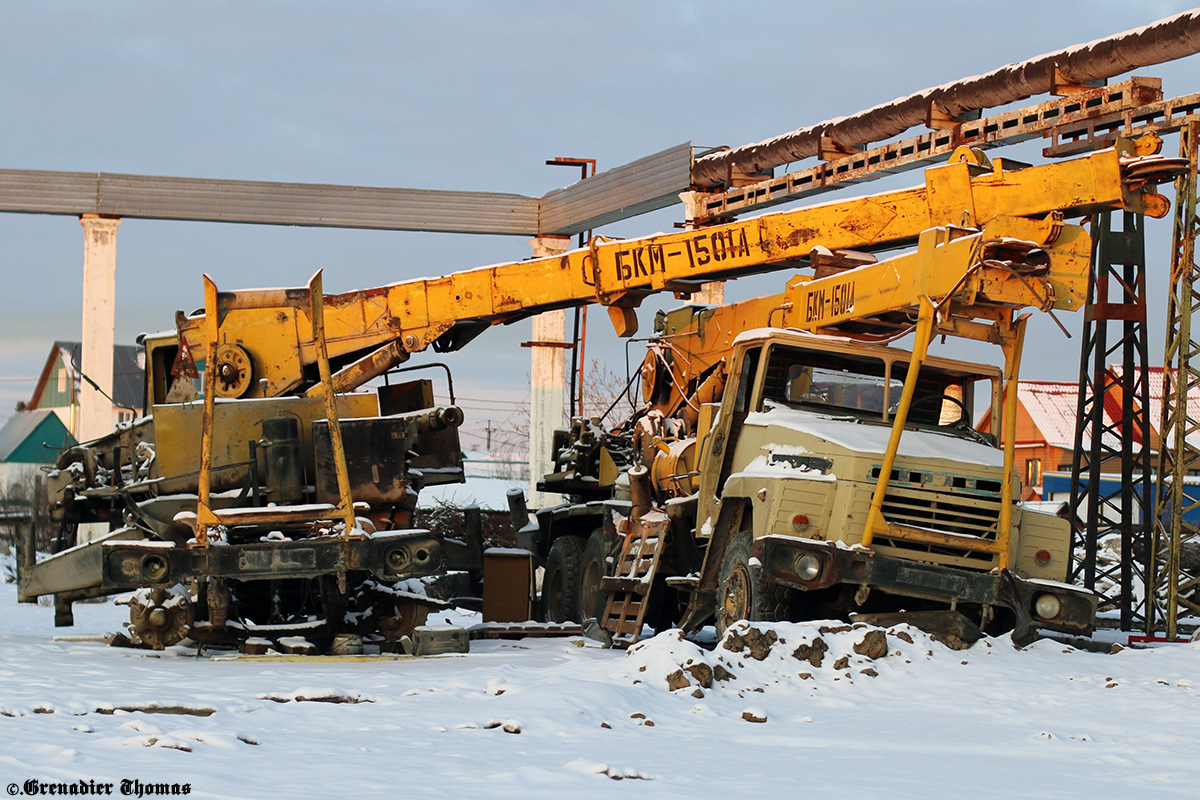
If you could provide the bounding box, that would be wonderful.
[996,314,1028,569]
[304,341,409,398]
[306,270,357,536]
[779,223,1092,333]
[173,145,1147,399]
[1151,121,1200,638]
[648,221,1088,430]
[876,522,1006,553]
[153,394,379,495]
[213,343,253,398]
[861,299,936,549]
[195,275,221,544]
[187,272,373,545]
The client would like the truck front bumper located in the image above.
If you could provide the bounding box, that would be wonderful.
[754,535,1097,644]
[101,529,443,589]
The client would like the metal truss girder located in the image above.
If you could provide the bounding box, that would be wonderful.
[692,81,1200,224]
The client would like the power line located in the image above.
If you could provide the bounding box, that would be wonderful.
[432,394,529,408]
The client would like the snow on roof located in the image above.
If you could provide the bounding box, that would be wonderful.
[1014,366,1200,453]
[1111,365,1200,450]
[1017,381,1082,449]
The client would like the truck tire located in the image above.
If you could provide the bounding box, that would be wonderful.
[579,530,608,623]
[716,531,793,636]
[541,535,586,622]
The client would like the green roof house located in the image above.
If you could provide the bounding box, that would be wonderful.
[0,409,77,493]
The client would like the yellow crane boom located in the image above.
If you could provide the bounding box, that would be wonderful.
[172,139,1175,401]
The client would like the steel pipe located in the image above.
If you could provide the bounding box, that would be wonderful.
[693,9,1200,188]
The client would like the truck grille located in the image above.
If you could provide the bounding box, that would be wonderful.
[868,466,1003,568]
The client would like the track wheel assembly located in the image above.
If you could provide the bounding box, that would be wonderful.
[378,598,432,642]
[128,587,194,650]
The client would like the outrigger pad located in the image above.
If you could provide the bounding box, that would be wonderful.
[851,610,984,650]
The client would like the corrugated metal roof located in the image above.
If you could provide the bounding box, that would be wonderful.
[0,169,96,215]
[0,409,75,464]
[1015,367,1200,453]
[0,168,541,235]
[0,148,694,237]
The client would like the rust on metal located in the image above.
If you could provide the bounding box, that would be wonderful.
[694,79,1184,222]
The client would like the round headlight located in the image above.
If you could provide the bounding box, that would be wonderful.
[112,553,140,580]
[141,554,169,583]
[385,547,411,572]
[795,553,822,582]
[1034,593,1062,620]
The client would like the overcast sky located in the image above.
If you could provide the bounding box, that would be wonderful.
[2,1,1198,446]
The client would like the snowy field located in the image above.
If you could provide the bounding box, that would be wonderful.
[2,576,1199,799]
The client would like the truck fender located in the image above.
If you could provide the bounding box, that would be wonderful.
[676,497,749,631]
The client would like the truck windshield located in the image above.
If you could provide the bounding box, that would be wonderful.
[760,343,976,430]
[786,365,902,416]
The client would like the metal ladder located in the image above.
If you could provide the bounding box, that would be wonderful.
[600,511,669,647]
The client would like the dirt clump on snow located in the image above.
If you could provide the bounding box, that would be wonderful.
[854,629,889,659]
[741,708,768,723]
[723,626,778,660]
[617,620,958,696]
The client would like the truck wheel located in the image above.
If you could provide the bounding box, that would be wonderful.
[128,587,194,650]
[579,530,608,623]
[542,535,585,622]
[717,532,793,636]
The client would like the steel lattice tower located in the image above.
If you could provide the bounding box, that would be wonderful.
[1149,121,1200,638]
[1068,211,1154,631]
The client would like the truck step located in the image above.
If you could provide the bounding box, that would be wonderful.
[601,512,670,648]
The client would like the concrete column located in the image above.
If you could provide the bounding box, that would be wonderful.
[678,191,725,306]
[78,215,120,442]
[528,236,571,509]
[694,282,725,305]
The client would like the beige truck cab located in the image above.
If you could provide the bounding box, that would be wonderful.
[688,328,1095,644]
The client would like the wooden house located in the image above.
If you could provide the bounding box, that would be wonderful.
[25,341,144,439]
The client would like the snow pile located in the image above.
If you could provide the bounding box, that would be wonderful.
[256,688,376,704]
[4,560,1200,797]
[618,620,959,698]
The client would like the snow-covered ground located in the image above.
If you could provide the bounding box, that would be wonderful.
[2,575,1199,799]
